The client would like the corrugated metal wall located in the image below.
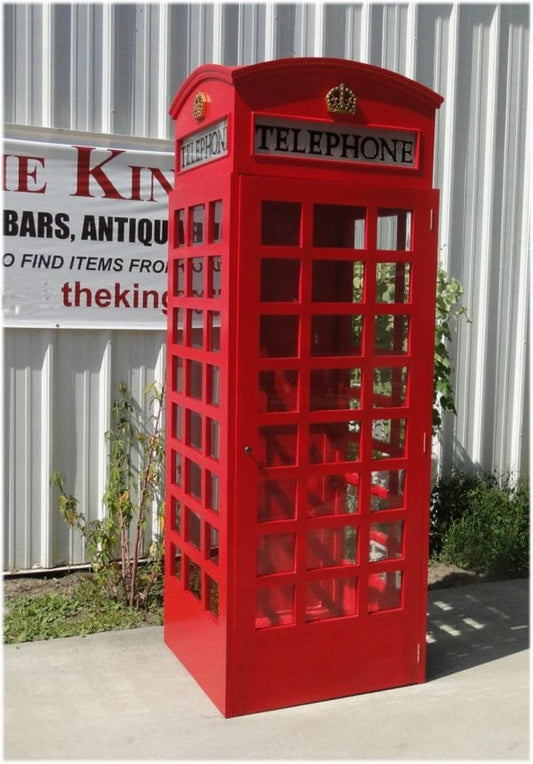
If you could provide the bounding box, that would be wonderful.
[4,328,166,570]
[3,3,530,570]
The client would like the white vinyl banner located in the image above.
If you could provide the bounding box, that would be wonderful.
[2,136,174,328]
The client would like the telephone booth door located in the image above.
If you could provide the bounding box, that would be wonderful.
[230,174,438,715]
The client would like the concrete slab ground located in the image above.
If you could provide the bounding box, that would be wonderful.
[3,578,529,760]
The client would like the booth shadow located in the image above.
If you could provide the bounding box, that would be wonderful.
[425,578,529,680]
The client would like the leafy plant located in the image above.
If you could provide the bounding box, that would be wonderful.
[429,470,483,556]
[431,471,529,578]
[51,381,165,609]
[433,266,471,430]
[365,264,469,430]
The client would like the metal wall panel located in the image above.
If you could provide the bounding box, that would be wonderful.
[3,3,529,570]
[3,329,166,570]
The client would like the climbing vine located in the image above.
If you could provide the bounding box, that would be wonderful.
[433,266,471,430]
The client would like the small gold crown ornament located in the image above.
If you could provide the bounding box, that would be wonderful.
[192,91,209,121]
[326,83,357,115]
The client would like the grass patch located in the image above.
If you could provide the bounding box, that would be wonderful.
[3,576,162,644]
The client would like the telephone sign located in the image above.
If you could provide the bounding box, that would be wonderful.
[254,117,418,166]
[164,58,443,717]
[180,119,228,170]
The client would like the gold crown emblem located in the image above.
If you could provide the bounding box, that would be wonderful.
[326,82,357,115]
[192,91,209,121]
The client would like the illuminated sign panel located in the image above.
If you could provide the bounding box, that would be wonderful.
[254,117,417,168]
[180,118,229,171]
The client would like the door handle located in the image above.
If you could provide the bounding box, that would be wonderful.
[244,445,264,470]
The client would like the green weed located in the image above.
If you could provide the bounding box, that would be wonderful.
[3,577,162,644]
[51,382,165,609]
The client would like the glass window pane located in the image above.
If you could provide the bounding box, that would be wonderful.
[173,356,183,393]
[207,471,219,512]
[188,410,202,450]
[259,370,298,412]
[312,261,364,302]
[309,420,361,464]
[173,544,182,580]
[376,262,410,303]
[371,469,406,511]
[208,311,221,352]
[372,418,406,460]
[377,209,412,250]
[258,478,297,522]
[208,255,222,298]
[210,200,223,242]
[175,258,185,296]
[188,360,203,400]
[191,205,205,245]
[172,498,182,534]
[186,558,201,599]
[305,578,357,622]
[173,308,184,345]
[175,209,185,248]
[307,474,359,517]
[306,526,358,569]
[261,201,301,245]
[187,460,202,499]
[256,585,295,629]
[207,575,219,617]
[189,257,204,298]
[313,205,366,248]
[310,368,362,410]
[173,404,182,440]
[189,310,203,349]
[373,367,408,407]
[259,425,298,466]
[207,365,220,407]
[375,314,409,355]
[368,570,403,612]
[173,452,182,486]
[208,418,220,459]
[208,525,219,565]
[186,507,202,549]
[260,315,299,357]
[369,521,404,562]
[261,259,300,301]
[311,315,363,356]
[257,533,296,576]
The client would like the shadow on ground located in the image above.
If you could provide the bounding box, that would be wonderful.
[426,578,529,680]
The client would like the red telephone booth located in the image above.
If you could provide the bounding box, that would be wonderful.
[164,58,443,717]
